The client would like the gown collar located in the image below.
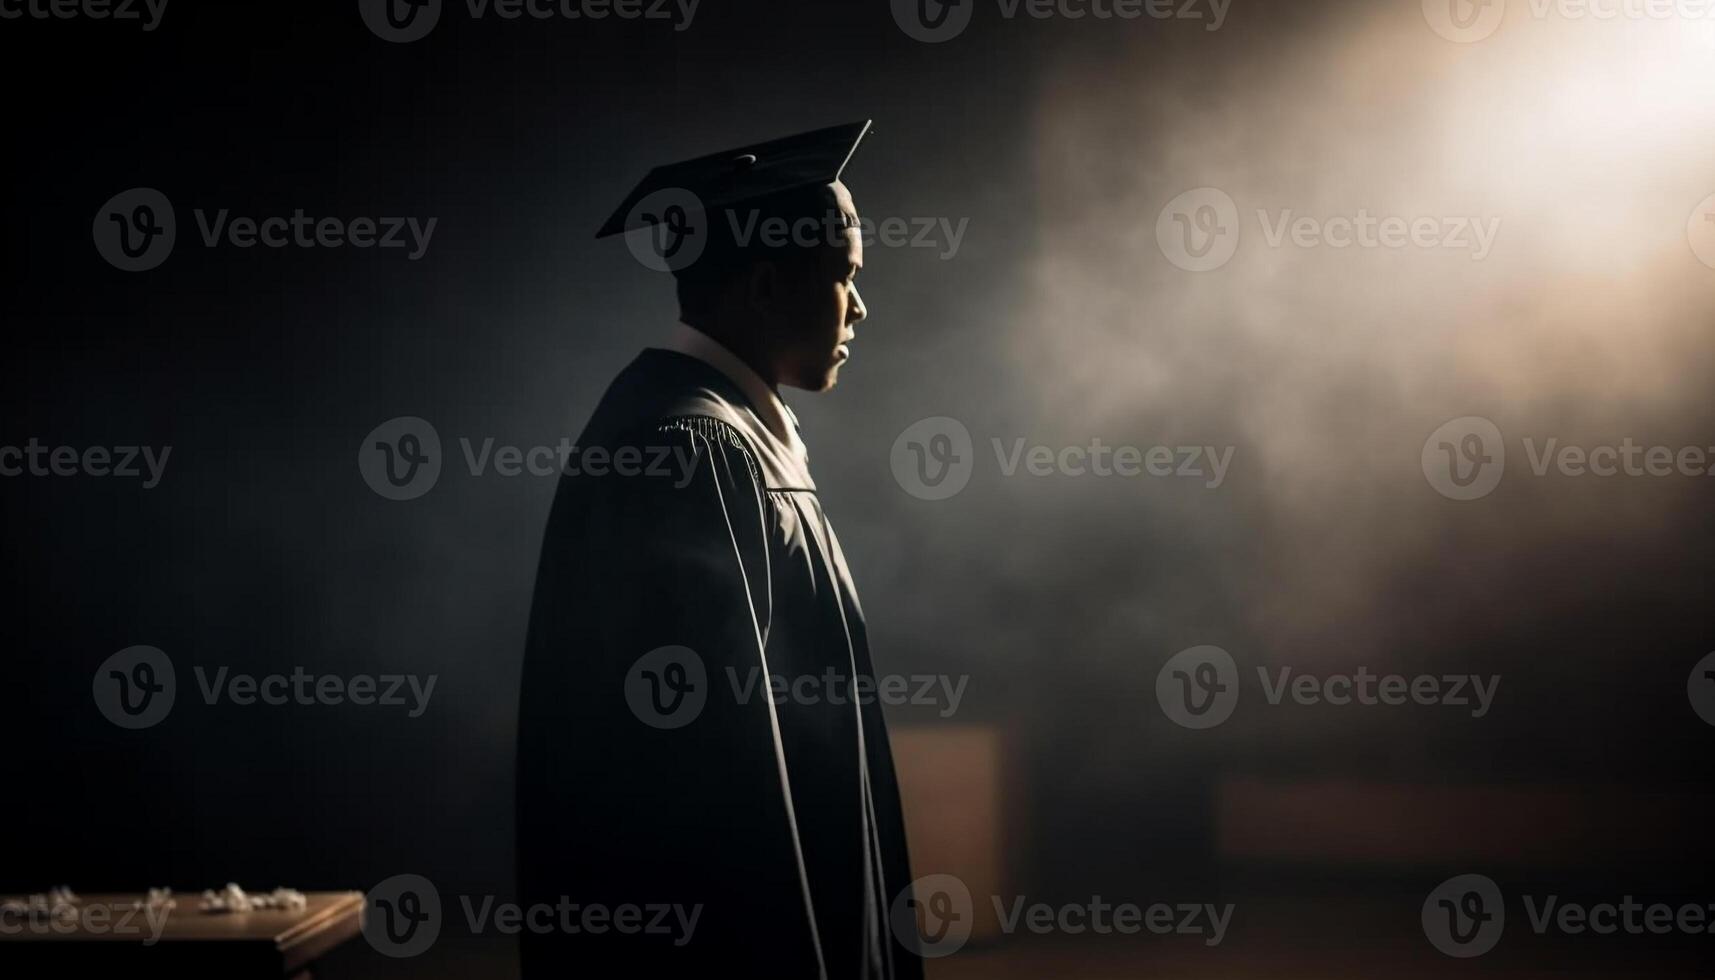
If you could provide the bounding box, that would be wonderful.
[664,322,808,464]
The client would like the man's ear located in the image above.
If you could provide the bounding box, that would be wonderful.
[744,258,781,314]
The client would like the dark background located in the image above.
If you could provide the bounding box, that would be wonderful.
[4,0,1713,974]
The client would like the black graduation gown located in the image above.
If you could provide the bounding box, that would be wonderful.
[516,348,923,980]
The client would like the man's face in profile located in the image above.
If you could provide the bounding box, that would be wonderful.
[774,182,867,393]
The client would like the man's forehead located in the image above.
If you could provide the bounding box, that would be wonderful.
[830,181,863,266]
[830,180,857,218]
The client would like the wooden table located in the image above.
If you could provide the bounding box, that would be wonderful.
[0,891,364,978]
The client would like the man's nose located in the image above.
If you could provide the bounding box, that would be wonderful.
[848,283,867,324]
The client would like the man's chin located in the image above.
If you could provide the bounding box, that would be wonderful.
[784,363,843,393]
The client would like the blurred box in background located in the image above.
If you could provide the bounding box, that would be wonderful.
[891,725,1015,942]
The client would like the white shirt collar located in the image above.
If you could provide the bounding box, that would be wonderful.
[664,322,807,463]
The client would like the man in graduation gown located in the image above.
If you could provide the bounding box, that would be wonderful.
[516,122,924,979]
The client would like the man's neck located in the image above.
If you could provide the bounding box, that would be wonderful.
[664,322,805,462]
[683,319,778,391]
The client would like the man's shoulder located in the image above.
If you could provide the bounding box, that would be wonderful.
[580,349,815,492]
[584,349,761,453]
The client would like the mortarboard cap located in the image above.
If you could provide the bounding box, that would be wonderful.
[596,120,872,240]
